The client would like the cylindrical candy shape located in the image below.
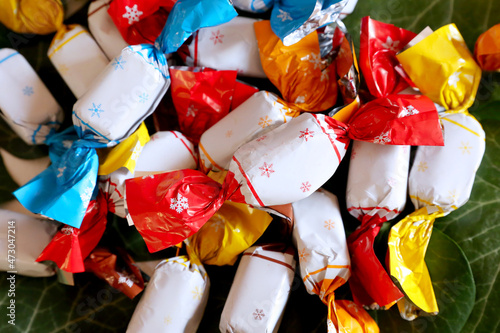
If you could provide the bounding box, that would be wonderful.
[0,48,63,145]
[87,0,129,60]
[73,45,170,143]
[0,209,58,277]
[230,113,347,207]
[409,112,485,214]
[184,16,266,78]
[346,141,409,220]
[220,244,296,333]
[126,256,209,333]
[199,91,297,172]
[48,24,109,98]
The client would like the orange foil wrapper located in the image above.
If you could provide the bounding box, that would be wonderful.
[474,24,500,71]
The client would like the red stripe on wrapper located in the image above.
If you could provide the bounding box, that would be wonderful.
[231,156,265,207]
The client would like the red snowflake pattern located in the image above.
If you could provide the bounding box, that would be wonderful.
[253,309,265,320]
[256,135,267,142]
[210,30,224,45]
[300,182,311,192]
[259,162,275,178]
[299,128,314,141]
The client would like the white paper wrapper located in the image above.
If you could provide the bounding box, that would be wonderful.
[184,16,266,78]
[135,131,198,175]
[199,91,296,171]
[73,45,170,144]
[87,0,129,60]
[339,0,359,19]
[48,24,109,98]
[409,112,485,214]
[0,48,63,145]
[0,209,58,277]
[126,256,209,333]
[233,0,273,13]
[346,141,410,221]
[292,190,350,297]
[105,131,197,223]
[230,113,347,207]
[220,244,296,333]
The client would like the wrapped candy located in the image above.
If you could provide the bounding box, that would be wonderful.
[169,66,237,143]
[87,0,129,60]
[199,91,299,172]
[255,20,339,111]
[359,17,416,98]
[36,189,108,273]
[0,0,63,35]
[48,24,109,98]
[474,24,500,71]
[292,189,379,332]
[346,141,408,308]
[219,244,296,333]
[388,112,485,319]
[157,0,237,53]
[107,0,175,45]
[396,24,481,113]
[185,190,273,266]
[100,129,197,219]
[233,0,274,13]
[270,0,348,46]
[0,48,63,145]
[126,94,443,251]
[231,80,259,110]
[0,209,58,277]
[126,255,209,333]
[178,16,267,78]
[85,247,145,299]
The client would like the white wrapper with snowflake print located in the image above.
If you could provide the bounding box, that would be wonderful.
[183,16,266,78]
[126,256,209,333]
[199,91,297,172]
[229,112,348,207]
[48,24,109,98]
[292,190,350,298]
[0,48,63,145]
[409,112,485,214]
[220,244,296,333]
[72,45,170,144]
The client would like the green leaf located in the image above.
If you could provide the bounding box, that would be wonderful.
[0,273,139,333]
[434,111,500,333]
[373,229,475,333]
[343,0,500,51]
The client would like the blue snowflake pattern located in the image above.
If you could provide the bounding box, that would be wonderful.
[112,56,126,70]
[138,93,149,103]
[88,103,104,118]
[22,86,34,96]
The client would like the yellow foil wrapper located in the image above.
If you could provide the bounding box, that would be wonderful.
[98,122,150,175]
[185,200,272,266]
[396,24,481,113]
[254,20,338,112]
[0,0,64,35]
[387,206,444,317]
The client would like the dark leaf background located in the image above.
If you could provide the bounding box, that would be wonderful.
[0,1,499,332]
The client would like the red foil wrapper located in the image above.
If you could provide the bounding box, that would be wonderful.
[339,94,444,146]
[360,16,416,98]
[36,191,108,273]
[169,66,238,143]
[125,170,245,252]
[108,0,176,45]
[231,80,259,110]
[85,247,145,299]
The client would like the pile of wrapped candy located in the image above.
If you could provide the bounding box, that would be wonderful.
[1,0,499,331]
